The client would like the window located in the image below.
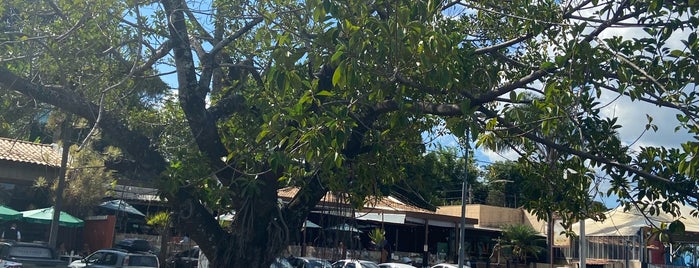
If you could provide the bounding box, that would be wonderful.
[101,253,118,265]
[128,256,158,267]
[9,246,53,258]
[86,252,105,264]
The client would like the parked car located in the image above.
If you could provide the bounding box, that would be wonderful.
[0,259,22,268]
[166,246,199,268]
[332,259,380,268]
[431,264,460,268]
[287,256,332,268]
[67,248,159,268]
[378,263,415,268]
[114,239,154,253]
[0,241,66,268]
[271,257,294,268]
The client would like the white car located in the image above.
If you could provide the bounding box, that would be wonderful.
[431,264,463,268]
[0,260,22,268]
[378,263,415,268]
[332,259,380,268]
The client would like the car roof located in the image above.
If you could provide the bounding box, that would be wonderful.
[1,241,52,247]
[336,259,377,263]
[95,248,155,255]
[379,263,415,267]
[294,257,328,260]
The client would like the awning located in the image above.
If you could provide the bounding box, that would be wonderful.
[99,199,145,217]
[355,212,406,224]
[22,207,84,227]
[0,205,22,220]
[303,220,321,229]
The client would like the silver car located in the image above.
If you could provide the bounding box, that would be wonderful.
[68,249,159,268]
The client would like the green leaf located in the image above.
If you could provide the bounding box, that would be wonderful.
[332,62,346,87]
[668,220,686,234]
[669,50,684,57]
[256,129,270,143]
[540,61,555,70]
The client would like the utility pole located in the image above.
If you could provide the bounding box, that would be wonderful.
[458,134,469,268]
[49,116,72,248]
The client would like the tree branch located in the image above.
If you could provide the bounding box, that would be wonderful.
[474,34,532,55]
[476,105,699,200]
[0,66,167,179]
[210,17,264,56]
[163,0,229,169]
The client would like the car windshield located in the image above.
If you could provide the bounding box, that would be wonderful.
[9,246,53,258]
[308,260,332,268]
[360,262,380,268]
[271,258,293,268]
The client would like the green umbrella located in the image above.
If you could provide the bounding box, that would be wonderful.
[0,205,22,220]
[21,207,84,227]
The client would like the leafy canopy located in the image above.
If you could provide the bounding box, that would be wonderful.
[1,0,699,266]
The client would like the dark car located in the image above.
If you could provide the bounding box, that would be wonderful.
[114,239,153,253]
[0,241,67,268]
[287,256,332,268]
[167,247,199,268]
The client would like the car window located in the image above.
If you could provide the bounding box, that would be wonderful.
[332,262,346,268]
[86,252,105,264]
[360,262,379,268]
[346,264,356,268]
[271,258,294,268]
[128,256,159,267]
[101,253,118,265]
[8,246,53,258]
[308,260,332,268]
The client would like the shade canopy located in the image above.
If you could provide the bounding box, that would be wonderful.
[303,220,321,229]
[570,202,699,237]
[99,199,145,217]
[21,207,84,227]
[0,205,22,221]
[327,223,362,233]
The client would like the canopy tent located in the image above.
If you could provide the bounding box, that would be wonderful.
[99,199,145,217]
[0,205,22,221]
[21,207,84,227]
[570,203,699,237]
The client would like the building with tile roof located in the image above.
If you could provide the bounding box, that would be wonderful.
[0,137,62,209]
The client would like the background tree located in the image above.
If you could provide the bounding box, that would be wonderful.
[484,161,527,208]
[146,211,172,265]
[403,146,485,206]
[1,0,698,267]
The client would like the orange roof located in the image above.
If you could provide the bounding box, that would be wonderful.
[278,187,432,213]
[0,137,62,167]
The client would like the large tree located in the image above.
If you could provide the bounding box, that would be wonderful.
[1,0,698,267]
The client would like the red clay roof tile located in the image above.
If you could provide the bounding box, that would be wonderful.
[0,137,62,167]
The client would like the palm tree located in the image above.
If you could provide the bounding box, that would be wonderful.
[496,224,546,264]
